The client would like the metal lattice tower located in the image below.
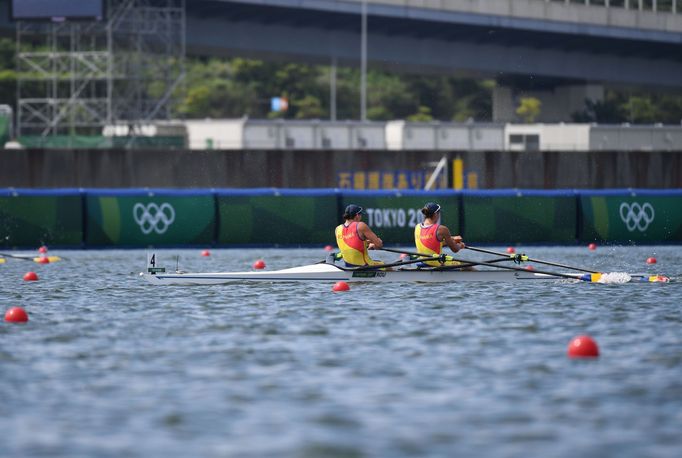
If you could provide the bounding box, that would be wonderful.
[16,0,185,139]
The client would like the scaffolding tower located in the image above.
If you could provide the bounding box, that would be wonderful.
[16,0,185,141]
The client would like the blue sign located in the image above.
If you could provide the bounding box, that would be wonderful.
[270,97,289,112]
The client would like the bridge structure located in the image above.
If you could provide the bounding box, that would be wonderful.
[185,0,682,121]
[1,0,681,126]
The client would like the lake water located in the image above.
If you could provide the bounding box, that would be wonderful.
[1,246,681,457]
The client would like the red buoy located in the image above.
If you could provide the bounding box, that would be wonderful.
[5,307,29,323]
[525,265,535,271]
[588,243,597,251]
[23,272,39,282]
[332,281,350,292]
[324,245,334,251]
[37,256,50,264]
[201,250,210,257]
[646,257,657,264]
[38,246,48,254]
[253,259,266,269]
[567,335,600,358]
[506,246,515,254]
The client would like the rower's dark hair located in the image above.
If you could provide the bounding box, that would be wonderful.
[343,204,363,220]
[421,202,441,218]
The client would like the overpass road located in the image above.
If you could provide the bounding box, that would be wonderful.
[186,0,682,87]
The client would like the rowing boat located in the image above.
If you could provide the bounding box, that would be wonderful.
[140,249,671,285]
[140,262,666,285]
[142,262,544,284]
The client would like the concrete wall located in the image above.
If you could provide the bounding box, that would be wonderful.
[0,149,680,189]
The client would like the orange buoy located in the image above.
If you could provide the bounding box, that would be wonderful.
[332,281,350,292]
[253,259,266,269]
[36,256,50,264]
[506,246,515,254]
[5,307,29,323]
[646,257,657,264]
[525,265,535,271]
[38,246,48,254]
[567,335,599,358]
[588,243,597,251]
[201,250,210,257]
[324,245,334,251]
[23,272,39,282]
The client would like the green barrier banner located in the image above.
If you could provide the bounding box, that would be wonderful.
[86,193,215,245]
[339,194,461,245]
[218,193,338,245]
[463,194,576,243]
[580,195,682,242]
[0,194,83,247]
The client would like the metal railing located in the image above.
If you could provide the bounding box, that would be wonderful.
[546,0,677,14]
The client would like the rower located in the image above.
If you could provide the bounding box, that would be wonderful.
[414,202,467,267]
[335,204,384,268]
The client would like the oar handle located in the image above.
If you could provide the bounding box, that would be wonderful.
[349,255,442,271]
[465,246,508,257]
[379,247,434,258]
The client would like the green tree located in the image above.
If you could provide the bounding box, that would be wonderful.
[294,95,325,119]
[407,106,433,122]
[626,96,657,124]
[0,38,17,111]
[516,97,541,123]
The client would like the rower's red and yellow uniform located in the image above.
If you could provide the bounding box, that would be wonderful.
[414,223,459,266]
[335,222,382,267]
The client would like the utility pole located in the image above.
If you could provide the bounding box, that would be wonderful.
[330,56,337,121]
[360,0,367,121]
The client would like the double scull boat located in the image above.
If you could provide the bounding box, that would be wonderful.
[141,255,668,285]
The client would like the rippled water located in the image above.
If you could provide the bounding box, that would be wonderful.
[2,246,681,457]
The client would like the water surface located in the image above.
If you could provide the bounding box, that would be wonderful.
[2,246,681,457]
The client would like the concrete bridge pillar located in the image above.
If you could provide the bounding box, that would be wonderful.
[493,84,604,123]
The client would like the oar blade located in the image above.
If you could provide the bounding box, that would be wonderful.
[578,272,671,284]
[32,256,62,263]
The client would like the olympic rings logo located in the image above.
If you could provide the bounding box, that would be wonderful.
[133,202,176,235]
[619,202,655,232]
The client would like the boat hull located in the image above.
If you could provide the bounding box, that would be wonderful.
[141,263,556,285]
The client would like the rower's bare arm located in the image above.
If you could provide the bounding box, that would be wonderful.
[439,226,465,253]
[359,223,383,249]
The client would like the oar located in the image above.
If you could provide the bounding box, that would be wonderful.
[0,252,63,263]
[349,255,441,271]
[377,247,519,271]
[433,255,591,281]
[0,252,36,261]
[379,247,438,258]
[465,246,598,274]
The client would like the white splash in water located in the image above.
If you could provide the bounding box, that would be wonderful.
[597,272,632,284]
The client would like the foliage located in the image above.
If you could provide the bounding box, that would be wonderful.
[0,38,16,110]
[173,56,496,122]
[571,90,682,124]
[516,97,542,123]
[0,35,681,125]
[406,106,433,122]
